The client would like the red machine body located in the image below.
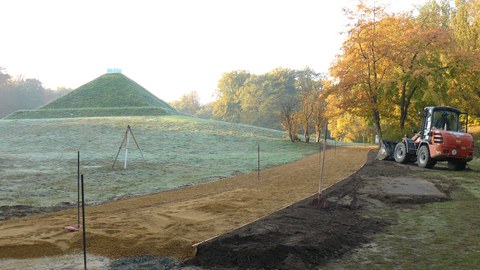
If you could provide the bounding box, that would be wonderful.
[389,106,474,170]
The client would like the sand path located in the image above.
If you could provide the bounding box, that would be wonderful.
[0,146,371,260]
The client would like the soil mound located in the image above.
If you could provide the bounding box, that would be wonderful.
[188,202,386,269]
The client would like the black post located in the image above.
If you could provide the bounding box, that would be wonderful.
[77,151,80,228]
[81,175,87,270]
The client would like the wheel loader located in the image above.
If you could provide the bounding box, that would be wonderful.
[379,106,475,170]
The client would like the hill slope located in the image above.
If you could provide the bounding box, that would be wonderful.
[4,73,178,119]
[0,115,322,207]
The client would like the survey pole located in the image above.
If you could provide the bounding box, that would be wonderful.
[124,130,130,170]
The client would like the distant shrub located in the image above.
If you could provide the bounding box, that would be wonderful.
[381,123,418,141]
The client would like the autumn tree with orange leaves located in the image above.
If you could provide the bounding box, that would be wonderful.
[328,0,480,141]
[329,3,394,139]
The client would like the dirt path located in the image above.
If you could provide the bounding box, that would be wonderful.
[0,146,371,260]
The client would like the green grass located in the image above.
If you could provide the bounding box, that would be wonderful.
[324,160,480,269]
[0,115,322,207]
[5,107,170,119]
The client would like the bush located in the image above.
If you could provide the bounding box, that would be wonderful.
[381,123,418,141]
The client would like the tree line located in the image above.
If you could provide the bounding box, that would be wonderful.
[0,68,71,118]
[176,0,480,143]
[174,68,326,142]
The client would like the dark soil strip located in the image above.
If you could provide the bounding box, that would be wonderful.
[186,195,386,270]
[186,152,388,269]
[185,148,456,270]
[187,191,386,269]
[0,203,73,221]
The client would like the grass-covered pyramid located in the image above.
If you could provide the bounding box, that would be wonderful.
[5,73,178,119]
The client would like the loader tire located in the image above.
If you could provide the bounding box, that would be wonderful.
[394,142,410,164]
[417,145,436,168]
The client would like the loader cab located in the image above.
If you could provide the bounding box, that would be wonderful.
[420,106,464,140]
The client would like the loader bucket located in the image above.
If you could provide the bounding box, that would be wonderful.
[376,140,398,160]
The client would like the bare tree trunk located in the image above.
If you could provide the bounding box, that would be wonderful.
[373,109,383,140]
[303,123,310,143]
[304,130,310,142]
[281,104,297,142]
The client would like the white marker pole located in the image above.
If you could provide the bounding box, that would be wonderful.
[124,131,129,169]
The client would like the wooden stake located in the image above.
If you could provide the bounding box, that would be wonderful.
[319,122,328,197]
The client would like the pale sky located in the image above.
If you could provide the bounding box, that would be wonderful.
[1,0,424,104]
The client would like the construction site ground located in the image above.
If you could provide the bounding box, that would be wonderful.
[1,146,480,269]
[186,151,465,269]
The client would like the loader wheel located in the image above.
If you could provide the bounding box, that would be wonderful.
[394,142,410,164]
[417,145,436,168]
[448,160,466,170]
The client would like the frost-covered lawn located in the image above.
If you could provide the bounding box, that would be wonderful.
[0,116,321,207]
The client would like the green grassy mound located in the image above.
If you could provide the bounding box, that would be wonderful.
[5,73,178,119]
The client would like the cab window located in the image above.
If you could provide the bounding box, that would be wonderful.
[433,110,459,131]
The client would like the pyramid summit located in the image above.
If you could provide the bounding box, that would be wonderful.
[42,73,176,111]
[5,73,178,119]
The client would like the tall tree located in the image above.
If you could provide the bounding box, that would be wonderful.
[452,0,480,50]
[295,68,323,143]
[239,74,267,127]
[280,100,298,142]
[266,68,299,137]
[330,2,393,139]
[213,71,250,123]
[0,69,71,118]
[171,91,201,115]
[448,0,480,115]
[312,92,328,143]
[387,12,453,129]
